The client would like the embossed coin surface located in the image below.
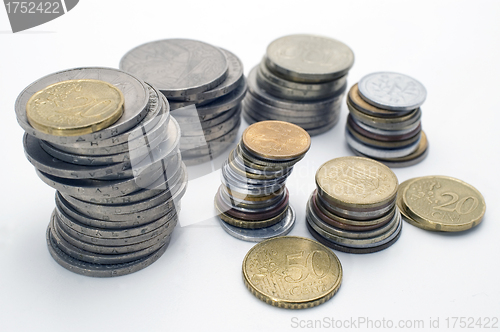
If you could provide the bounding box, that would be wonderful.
[119,39,228,97]
[242,236,342,309]
[266,34,354,83]
[358,72,426,111]
[26,79,124,136]
[242,121,311,160]
[316,156,399,209]
[402,176,485,232]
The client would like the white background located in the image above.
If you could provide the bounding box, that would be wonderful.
[1,1,499,331]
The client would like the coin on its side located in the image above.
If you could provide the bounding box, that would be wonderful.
[242,120,311,160]
[402,176,485,232]
[242,236,342,309]
[316,156,399,210]
[26,79,124,136]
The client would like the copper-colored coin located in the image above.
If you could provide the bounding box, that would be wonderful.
[215,202,289,229]
[346,122,421,148]
[242,120,311,160]
[223,185,285,202]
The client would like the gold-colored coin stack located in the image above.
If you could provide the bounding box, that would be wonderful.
[346,72,428,167]
[16,68,187,277]
[214,121,310,242]
[307,156,403,254]
[398,176,486,232]
[243,236,342,309]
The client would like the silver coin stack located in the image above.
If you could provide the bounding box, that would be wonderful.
[16,67,187,277]
[120,39,247,165]
[243,34,354,135]
[346,72,429,167]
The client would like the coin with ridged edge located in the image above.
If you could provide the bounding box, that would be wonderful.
[242,120,311,160]
[242,236,342,309]
[26,79,124,136]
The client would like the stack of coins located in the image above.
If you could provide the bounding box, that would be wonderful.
[214,121,310,242]
[15,67,187,277]
[306,156,402,254]
[397,176,486,232]
[120,39,247,165]
[346,72,429,167]
[242,236,342,309]
[243,34,354,135]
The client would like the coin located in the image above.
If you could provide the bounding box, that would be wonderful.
[242,121,311,160]
[218,206,295,242]
[265,34,354,83]
[358,72,426,111]
[119,39,228,97]
[402,176,486,232]
[242,236,342,309]
[26,79,124,136]
[16,67,150,145]
[315,156,399,210]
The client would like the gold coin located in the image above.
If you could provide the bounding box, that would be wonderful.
[397,179,436,231]
[242,121,311,160]
[316,156,399,210]
[26,79,124,136]
[402,176,486,232]
[242,236,342,309]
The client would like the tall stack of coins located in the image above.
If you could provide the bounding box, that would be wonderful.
[243,236,343,309]
[16,67,187,277]
[306,157,402,254]
[346,72,428,167]
[398,176,486,232]
[243,34,354,135]
[120,39,247,165]
[215,121,310,242]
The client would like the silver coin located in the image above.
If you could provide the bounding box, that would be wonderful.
[358,72,427,111]
[79,162,187,206]
[180,117,240,151]
[169,48,244,103]
[228,148,291,177]
[189,78,247,117]
[120,39,228,97]
[55,197,178,238]
[349,114,421,137]
[180,133,236,159]
[218,206,295,242]
[244,101,339,127]
[219,185,285,209]
[53,211,175,252]
[349,144,429,168]
[50,212,173,265]
[259,59,347,94]
[16,67,150,145]
[177,104,240,131]
[345,129,421,159]
[61,175,186,223]
[307,196,399,239]
[39,127,168,166]
[181,108,241,138]
[306,210,402,248]
[244,92,342,118]
[247,67,343,111]
[256,62,347,101]
[36,152,176,198]
[58,164,184,216]
[222,159,288,187]
[265,34,354,83]
[46,222,169,277]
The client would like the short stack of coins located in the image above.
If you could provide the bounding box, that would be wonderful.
[120,39,247,165]
[346,72,429,167]
[214,120,310,242]
[243,34,354,135]
[397,175,486,232]
[15,67,187,277]
[306,156,402,254]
